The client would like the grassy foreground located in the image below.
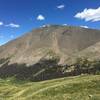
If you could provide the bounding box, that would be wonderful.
[0,75,100,100]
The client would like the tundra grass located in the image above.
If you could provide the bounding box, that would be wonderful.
[0,75,99,100]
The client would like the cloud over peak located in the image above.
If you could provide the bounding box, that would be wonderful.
[80,25,89,28]
[75,7,100,22]
[37,15,45,21]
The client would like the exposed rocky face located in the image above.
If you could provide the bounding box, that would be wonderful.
[0,25,100,65]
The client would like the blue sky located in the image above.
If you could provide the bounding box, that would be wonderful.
[0,0,100,45]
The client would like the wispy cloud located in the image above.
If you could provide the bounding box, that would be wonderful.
[75,7,100,22]
[5,23,20,28]
[57,4,65,9]
[80,25,89,28]
[37,15,45,21]
[0,21,3,26]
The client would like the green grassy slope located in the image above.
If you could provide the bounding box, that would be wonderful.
[0,75,100,100]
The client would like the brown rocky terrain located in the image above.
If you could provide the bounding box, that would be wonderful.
[0,25,100,81]
[0,25,100,65]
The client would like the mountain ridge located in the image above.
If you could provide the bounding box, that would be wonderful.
[0,25,100,65]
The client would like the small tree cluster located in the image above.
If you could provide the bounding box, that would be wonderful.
[75,57,92,70]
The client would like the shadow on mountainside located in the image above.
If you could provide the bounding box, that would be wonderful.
[0,58,64,81]
[0,57,100,82]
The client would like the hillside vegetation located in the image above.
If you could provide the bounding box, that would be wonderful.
[0,57,100,81]
[0,75,99,100]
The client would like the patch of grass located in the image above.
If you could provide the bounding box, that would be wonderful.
[0,75,99,100]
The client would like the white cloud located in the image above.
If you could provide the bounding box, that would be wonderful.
[41,25,47,28]
[80,25,89,28]
[0,22,3,26]
[5,23,20,28]
[75,7,100,22]
[63,24,67,26]
[37,15,45,21]
[57,4,65,9]
[41,24,51,28]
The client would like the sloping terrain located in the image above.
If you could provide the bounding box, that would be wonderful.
[0,75,99,100]
[0,26,100,100]
[0,25,100,65]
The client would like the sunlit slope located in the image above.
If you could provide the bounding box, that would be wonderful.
[0,75,100,100]
[0,25,100,65]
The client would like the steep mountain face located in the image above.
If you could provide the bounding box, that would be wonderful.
[0,25,100,65]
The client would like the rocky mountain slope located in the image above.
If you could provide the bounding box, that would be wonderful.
[0,25,100,65]
[0,25,100,81]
